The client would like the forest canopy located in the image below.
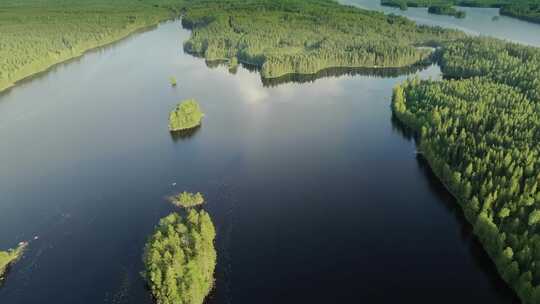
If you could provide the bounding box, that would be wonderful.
[143,210,216,304]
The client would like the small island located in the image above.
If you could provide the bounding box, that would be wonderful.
[143,210,216,304]
[0,242,27,284]
[169,191,205,208]
[168,99,204,132]
[428,5,466,18]
[169,76,177,87]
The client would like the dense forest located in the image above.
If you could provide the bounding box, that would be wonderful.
[381,0,540,23]
[181,0,464,79]
[0,243,26,284]
[392,37,540,303]
[143,211,216,304]
[0,0,189,92]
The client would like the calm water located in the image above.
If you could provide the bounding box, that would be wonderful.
[342,0,540,46]
[0,15,534,304]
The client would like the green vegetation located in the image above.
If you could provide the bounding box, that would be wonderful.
[170,76,177,87]
[0,0,190,93]
[0,0,466,91]
[0,242,27,284]
[381,0,540,23]
[382,0,503,8]
[181,0,464,79]
[392,37,540,303]
[168,99,204,132]
[143,210,216,304]
[169,192,205,208]
[428,4,467,18]
[501,3,540,24]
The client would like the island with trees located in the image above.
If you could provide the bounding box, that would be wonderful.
[0,242,27,285]
[168,99,204,132]
[169,191,205,208]
[392,36,540,303]
[381,0,540,23]
[181,0,464,79]
[428,4,467,18]
[169,76,177,87]
[143,210,216,304]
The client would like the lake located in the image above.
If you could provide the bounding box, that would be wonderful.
[342,0,540,47]
[0,4,538,303]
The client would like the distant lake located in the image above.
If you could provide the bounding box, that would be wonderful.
[343,0,540,46]
[0,17,527,304]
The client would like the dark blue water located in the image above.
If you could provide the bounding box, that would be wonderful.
[0,21,521,303]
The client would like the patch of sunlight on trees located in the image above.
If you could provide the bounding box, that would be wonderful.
[0,242,27,284]
[169,191,205,208]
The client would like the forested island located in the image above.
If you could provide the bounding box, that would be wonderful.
[393,37,540,303]
[169,192,205,208]
[143,210,216,304]
[428,4,467,18]
[181,0,464,79]
[168,99,204,132]
[0,243,26,284]
[381,0,540,23]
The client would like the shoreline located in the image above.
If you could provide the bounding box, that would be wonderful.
[391,86,521,302]
[0,242,28,285]
[188,51,436,81]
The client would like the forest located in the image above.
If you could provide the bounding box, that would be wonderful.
[392,37,540,303]
[181,0,464,79]
[143,211,216,304]
[381,0,540,23]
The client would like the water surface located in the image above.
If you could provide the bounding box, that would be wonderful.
[342,0,540,46]
[0,20,522,304]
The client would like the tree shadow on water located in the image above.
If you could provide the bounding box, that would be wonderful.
[169,125,202,143]
[259,61,433,87]
[390,113,417,142]
[415,154,520,303]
